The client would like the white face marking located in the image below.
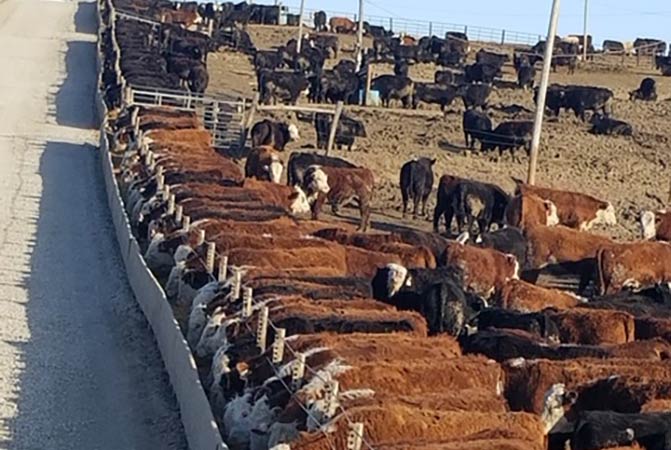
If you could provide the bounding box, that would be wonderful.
[455,231,470,245]
[596,203,618,226]
[307,166,330,195]
[640,210,657,240]
[288,123,300,141]
[289,186,312,215]
[541,383,567,434]
[385,263,408,297]
[269,159,283,184]
[545,201,560,227]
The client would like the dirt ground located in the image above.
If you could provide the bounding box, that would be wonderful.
[207,25,671,240]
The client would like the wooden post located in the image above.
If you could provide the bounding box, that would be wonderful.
[364,64,373,106]
[347,423,365,450]
[296,0,306,53]
[355,0,365,71]
[326,101,344,155]
[233,270,242,300]
[428,22,432,37]
[206,242,216,274]
[239,93,260,150]
[501,29,506,45]
[175,205,183,224]
[291,353,306,390]
[167,194,176,216]
[242,287,253,318]
[272,328,286,364]
[197,229,206,246]
[217,256,228,282]
[527,0,561,185]
[256,306,269,352]
[156,173,165,191]
[182,215,191,231]
[162,184,170,200]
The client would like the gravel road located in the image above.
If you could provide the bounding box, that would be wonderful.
[0,0,187,448]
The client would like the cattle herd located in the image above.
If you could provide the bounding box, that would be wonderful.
[100,1,671,450]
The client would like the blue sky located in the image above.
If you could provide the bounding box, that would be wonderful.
[262,0,671,46]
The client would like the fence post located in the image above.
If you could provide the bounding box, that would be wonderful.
[174,205,183,224]
[242,287,253,318]
[206,242,216,274]
[326,101,344,155]
[182,215,191,231]
[239,93,260,152]
[218,255,228,282]
[232,270,242,300]
[501,29,506,45]
[197,229,206,246]
[167,194,176,216]
[364,64,372,107]
[428,22,432,37]
[464,25,468,36]
[389,17,393,32]
[256,306,269,352]
[272,328,286,364]
[291,353,306,390]
[324,380,340,418]
[347,423,364,450]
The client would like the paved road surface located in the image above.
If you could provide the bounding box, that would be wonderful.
[0,0,187,448]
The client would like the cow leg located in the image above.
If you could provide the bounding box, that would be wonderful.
[464,131,470,148]
[443,207,455,235]
[358,194,371,232]
[401,189,409,218]
[421,194,430,218]
[433,203,444,232]
[412,196,420,220]
[311,194,326,220]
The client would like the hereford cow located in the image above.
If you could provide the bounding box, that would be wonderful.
[302,165,374,231]
[458,227,528,270]
[548,308,635,345]
[286,152,356,187]
[640,210,671,242]
[505,193,560,230]
[514,180,617,230]
[399,157,435,219]
[250,119,300,150]
[440,242,519,299]
[597,241,671,295]
[244,146,284,183]
[497,279,586,311]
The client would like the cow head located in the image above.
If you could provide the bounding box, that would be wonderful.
[640,210,657,240]
[544,200,560,226]
[288,186,312,216]
[304,165,330,200]
[596,202,618,226]
[385,263,409,297]
[541,383,577,434]
[287,123,300,141]
[263,153,284,184]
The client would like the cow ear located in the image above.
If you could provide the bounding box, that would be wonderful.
[505,255,517,265]
[430,158,437,165]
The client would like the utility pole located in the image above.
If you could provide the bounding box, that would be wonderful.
[355,0,365,71]
[527,0,561,185]
[582,0,589,61]
[296,0,306,53]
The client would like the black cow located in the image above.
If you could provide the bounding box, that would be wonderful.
[589,114,633,136]
[563,86,614,121]
[286,152,356,186]
[433,178,510,235]
[459,328,613,362]
[542,84,567,117]
[412,83,459,112]
[313,11,327,32]
[334,59,356,75]
[459,226,528,270]
[309,69,359,104]
[434,70,459,85]
[462,109,493,150]
[469,308,560,342]
[580,284,671,318]
[458,83,491,109]
[482,121,534,162]
[248,4,280,25]
[371,75,414,108]
[464,63,499,84]
[258,70,309,105]
[187,63,209,93]
[254,50,284,72]
[476,49,509,72]
[314,112,367,150]
[393,45,420,64]
[371,265,479,336]
[516,62,536,90]
[634,38,667,56]
[250,119,300,150]
[363,22,392,38]
[400,157,436,219]
[570,411,671,450]
[308,34,339,59]
[393,59,409,77]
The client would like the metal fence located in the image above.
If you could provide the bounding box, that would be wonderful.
[286,6,542,47]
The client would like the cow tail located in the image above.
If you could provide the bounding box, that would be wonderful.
[596,247,608,296]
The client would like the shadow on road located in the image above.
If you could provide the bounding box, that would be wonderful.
[52,40,97,129]
[74,1,98,35]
